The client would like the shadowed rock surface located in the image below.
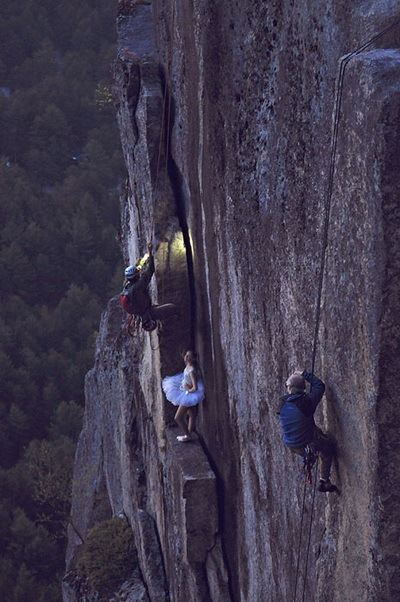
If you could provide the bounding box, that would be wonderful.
[64,2,400,601]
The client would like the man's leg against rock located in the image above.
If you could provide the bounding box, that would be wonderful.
[314,430,334,481]
[288,446,306,459]
[149,303,177,321]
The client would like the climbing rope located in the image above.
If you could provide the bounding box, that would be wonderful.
[300,460,319,602]
[310,16,400,372]
[293,476,308,602]
[293,17,400,602]
[147,3,176,355]
[148,2,175,257]
[135,3,175,352]
[293,456,319,602]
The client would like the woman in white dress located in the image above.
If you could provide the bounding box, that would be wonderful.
[162,350,205,442]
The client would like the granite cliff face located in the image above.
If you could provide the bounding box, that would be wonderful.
[64,2,400,601]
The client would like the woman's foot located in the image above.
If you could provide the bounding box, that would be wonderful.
[177,434,192,442]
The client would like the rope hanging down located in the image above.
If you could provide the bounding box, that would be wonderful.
[294,18,400,602]
[293,456,319,602]
[310,16,400,374]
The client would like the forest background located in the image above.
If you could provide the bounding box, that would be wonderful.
[0,1,124,599]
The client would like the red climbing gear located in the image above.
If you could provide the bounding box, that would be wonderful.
[126,314,139,337]
[125,313,158,337]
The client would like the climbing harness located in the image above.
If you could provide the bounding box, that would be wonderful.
[125,313,160,352]
[293,18,400,602]
[126,313,158,337]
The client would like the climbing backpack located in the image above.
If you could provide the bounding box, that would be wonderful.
[120,286,133,314]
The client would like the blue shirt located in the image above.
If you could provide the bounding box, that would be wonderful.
[279,371,325,448]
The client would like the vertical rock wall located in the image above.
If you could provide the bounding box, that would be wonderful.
[65,2,400,601]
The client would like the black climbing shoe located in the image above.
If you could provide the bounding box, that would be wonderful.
[317,479,338,493]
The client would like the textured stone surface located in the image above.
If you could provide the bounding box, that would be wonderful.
[63,566,149,602]
[165,429,217,565]
[65,2,400,601]
[161,428,223,601]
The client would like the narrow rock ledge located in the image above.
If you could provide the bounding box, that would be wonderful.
[165,428,218,565]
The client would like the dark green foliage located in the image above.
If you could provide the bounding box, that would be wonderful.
[0,0,124,599]
[48,400,84,443]
[25,437,76,538]
[77,518,138,596]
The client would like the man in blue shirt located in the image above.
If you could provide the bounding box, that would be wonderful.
[278,370,337,493]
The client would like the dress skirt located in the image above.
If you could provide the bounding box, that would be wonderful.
[162,371,205,407]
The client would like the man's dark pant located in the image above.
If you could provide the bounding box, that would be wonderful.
[148,303,177,320]
[288,427,334,481]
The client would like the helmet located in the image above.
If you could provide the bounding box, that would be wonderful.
[124,265,137,279]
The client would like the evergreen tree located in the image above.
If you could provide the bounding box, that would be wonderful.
[0,1,124,598]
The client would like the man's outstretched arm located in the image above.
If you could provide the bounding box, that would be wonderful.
[303,370,325,411]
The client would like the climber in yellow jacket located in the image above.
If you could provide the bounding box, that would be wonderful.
[120,242,177,331]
